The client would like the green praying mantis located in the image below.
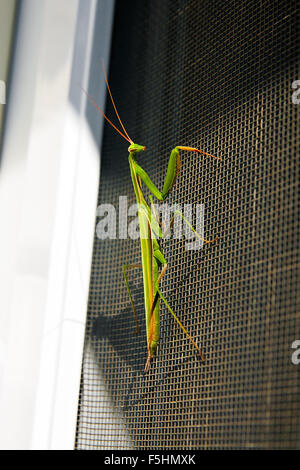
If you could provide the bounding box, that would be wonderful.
[82,64,220,372]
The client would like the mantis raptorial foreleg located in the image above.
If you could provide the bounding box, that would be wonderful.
[133,146,220,202]
[122,264,142,334]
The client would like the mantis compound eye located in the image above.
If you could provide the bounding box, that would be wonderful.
[128,143,146,153]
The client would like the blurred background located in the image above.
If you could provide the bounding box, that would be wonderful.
[0,0,299,451]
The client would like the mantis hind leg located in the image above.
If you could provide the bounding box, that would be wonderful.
[145,277,205,370]
[157,287,205,362]
[122,264,142,334]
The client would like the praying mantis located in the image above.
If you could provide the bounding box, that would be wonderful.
[82,64,220,372]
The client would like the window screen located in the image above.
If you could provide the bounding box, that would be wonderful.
[75,0,300,449]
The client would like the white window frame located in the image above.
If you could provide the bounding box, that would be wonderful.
[0,0,115,450]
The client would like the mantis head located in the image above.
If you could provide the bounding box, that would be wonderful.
[128,143,146,154]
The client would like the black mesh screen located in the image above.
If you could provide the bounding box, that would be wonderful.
[75,0,300,449]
